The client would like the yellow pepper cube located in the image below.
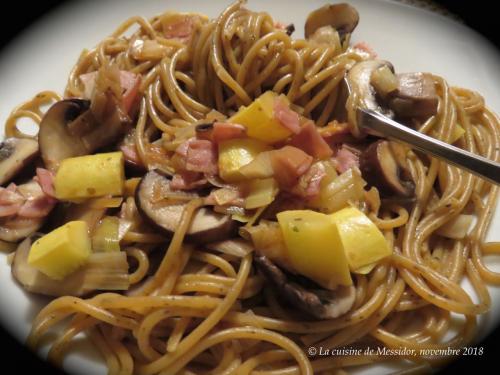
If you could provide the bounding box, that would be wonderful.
[277,210,352,289]
[55,152,125,200]
[329,207,392,273]
[229,91,292,144]
[218,139,271,182]
[28,221,91,280]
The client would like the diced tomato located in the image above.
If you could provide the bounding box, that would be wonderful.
[289,121,333,159]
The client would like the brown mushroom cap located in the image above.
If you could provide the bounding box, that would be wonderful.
[360,140,415,197]
[0,138,39,186]
[254,255,355,319]
[135,170,237,243]
[38,99,92,171]
[305,3,359,40]
[38,98,131,171]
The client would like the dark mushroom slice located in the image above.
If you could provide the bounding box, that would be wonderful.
[305,3,359,42]
[38,99,91,171]
[39,98,131,171]
[0,138,39,185]
[12,236,129,297]
[135,170,236,243]
[360,140,414,197]
[254,255,355,319]
[388,72,438,121]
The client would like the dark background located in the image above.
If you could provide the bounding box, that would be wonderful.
[0,1,498,374]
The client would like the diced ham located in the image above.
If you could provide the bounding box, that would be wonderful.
[274,100,301,134]
[319,121,352,144]
[36,168,56,199]
[175,138,196,158]
[17,196,56,218]
[270,146,313,188]
[162,15,196,40]
[185,140,218,175]
[120,72,141,114]
[289,121,333,159]
[79,70,141,114]
[211,122,246,143]
[121,144,143,167]
[291,162,327,198]
[353,42,377,59]
[333,146,360,174]
[170,171,207,191]
[0,177,57,219]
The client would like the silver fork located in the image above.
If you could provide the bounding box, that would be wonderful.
[357,108,500,185]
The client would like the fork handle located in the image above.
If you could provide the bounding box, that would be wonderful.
[357,108,500,185]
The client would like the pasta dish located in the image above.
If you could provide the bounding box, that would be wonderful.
[0,1,499,374]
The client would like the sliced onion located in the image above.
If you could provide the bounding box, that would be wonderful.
[206,239,254,257]
[437,214,474,239]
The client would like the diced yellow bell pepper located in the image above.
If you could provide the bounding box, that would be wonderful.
[92,216,120,252]
[28,221,91,280]
[329,207,391,273]
[54,152,124,201]
[244,178,279,209]
[229,91,293,144]
[277,210,352,289]
[218,139,271,182]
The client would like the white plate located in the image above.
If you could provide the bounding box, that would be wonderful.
[1,1,500,374]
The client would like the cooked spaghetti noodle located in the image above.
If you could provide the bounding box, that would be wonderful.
[2,1,500,374]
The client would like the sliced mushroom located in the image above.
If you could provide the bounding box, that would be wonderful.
[347,60,395,115]
[39,98,131,171]
[135,170,236,243]
[254,255,355,319]
[0,180,56,242]
[0,216,44,243]
[360,140,414,197]
[12,236,129,297]
[38,99,91,171]
[388,72,438,120]
[305,3,359,41]
[0,138,39,185]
